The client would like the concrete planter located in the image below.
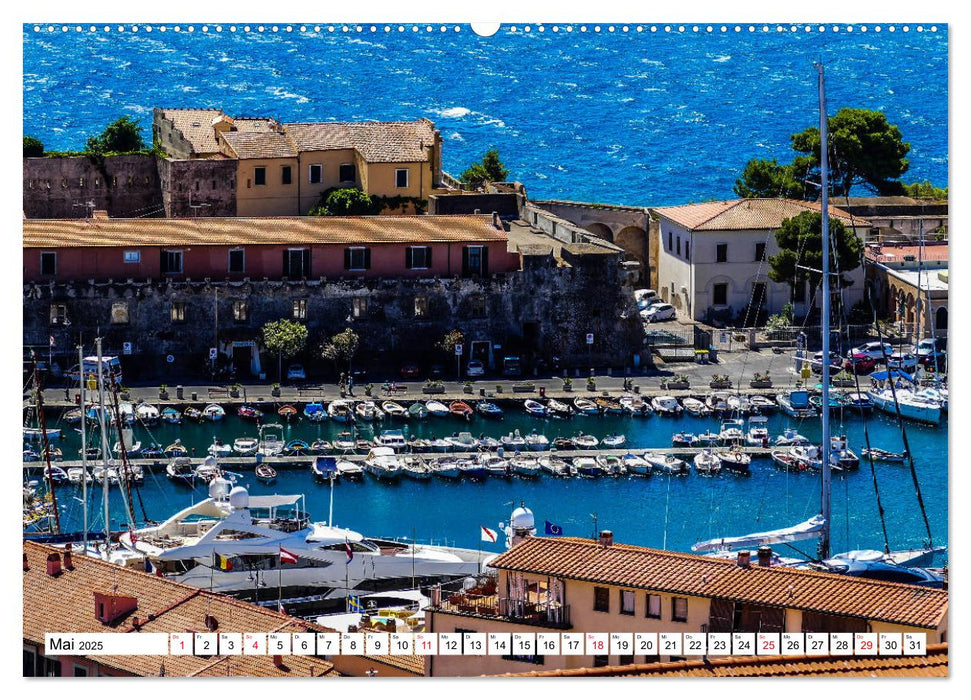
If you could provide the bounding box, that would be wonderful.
[662,381,690,391]
[120,392,131,401]
[271,388,281,397]
[422,385,446,394]
[710,381,732,390]
[158,390,168,401]
[463,386,474,394]
[831,379,856,388]
[562,384,573,392]
[749,380,773,389]
[512,383,536,393]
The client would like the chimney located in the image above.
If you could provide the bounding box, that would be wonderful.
[46,552,62,577]
[757,546,772,567]
[94,592,139,626]
[273,654,285,668]
[492,211,502,229]
[736,551,751,568]
[23,553,29,571]
[598,530,613,547]
[63,549,74,570]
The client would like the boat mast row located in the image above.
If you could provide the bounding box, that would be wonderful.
[817,62,833,561]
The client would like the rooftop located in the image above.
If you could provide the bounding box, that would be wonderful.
[220,120,298,159]
[23,215,508,249]
[865,243,949,264]
[885,267,949,293]
[487,537,948,629]
[651,198,864,231]
[158,108,228,155]
[284,119,438,163]
[497,643,948,677]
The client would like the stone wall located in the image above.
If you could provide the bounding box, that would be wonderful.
[23,155,163,219]
[521,203,625,253]
[427,192,521,218]
[157,158,237,217]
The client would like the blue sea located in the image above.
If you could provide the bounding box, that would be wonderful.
[23,23,948,205]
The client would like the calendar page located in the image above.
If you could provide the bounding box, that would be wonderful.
[19,7,950,684]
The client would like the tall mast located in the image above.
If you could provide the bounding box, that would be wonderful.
[79,343,88,552]
[96,337,111,557]
[33,356,60,533]
[816,62,833,560]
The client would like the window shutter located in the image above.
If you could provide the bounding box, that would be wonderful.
[425,246,432,268]
[363,248,371,270]
[405,247,413,269]
[344,248,352,271]
[160,250,169,274]
[462,246,470,276]
[302,249,311,278]
[481,246,489,276]
[283,250,291,277]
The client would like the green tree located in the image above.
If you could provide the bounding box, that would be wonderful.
[321,328,360,373]
[734,158,806,199]
[309,187,382,216]
[460,149,509,190]
[768,211,862,314]
[790,108,910,197]
[903,180,948,200]
[23,136,44,157]
[262,319,309,381]
[85,116,146,155]
[437,329,465,355]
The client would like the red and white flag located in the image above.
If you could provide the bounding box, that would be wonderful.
[280,546,298,564]
[278,602,287,615]
[49,335,55,346]
[480,526,498,543]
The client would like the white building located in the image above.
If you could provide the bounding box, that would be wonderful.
[650,199,868,324]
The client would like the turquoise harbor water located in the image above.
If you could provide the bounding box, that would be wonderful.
[35,404,947,557]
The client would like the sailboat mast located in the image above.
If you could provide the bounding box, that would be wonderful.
[817,62,833,560]
[96,337,110,556]
[79,343,88,552]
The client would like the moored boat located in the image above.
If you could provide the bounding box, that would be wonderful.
[594,397,623,415]
[401,456,433,480]
[284,439,311,456]
[749,395,777,413]
[596,454,626,476]
[651,395,683,416]
[718,419,745,445]
[717,449,752,473]
[693,449,722,475]
[135,402,160,424]
[233,437,259,456]
[303,402,327,422]
[861,447,908,463]
[644,453,688,475]
[524,431,550,451]
[164,440,188,457]
[364,446,403,481]
[571,433,598,450]
[746,416,770,447]
[381,401,407,420]
[449,401,473,420]
[774,428,810,447]
[354,401,384,422]
[539,455,573,477]
[277,404,298,421]
[622,452,651,476]
[374,430,408,451]
[573,456,604,477]
[257,423,285,457]
[328,400,354,422]
[572,397,599,415]
[425,400,450,418]
[619,396,651,416]
[476,401,504,419]
[601,434,626,448]
[203,404,226,421]
[255,464,277,483]
[680,397,709,416]
[671,432,697,448]
[510,454,541,477]
[408,402,429,420]
[183,406,203,422]
[547,398,574,417]
[312,456,338,481]
[523,399,550,418]
[161,407,183,424]
[237,405,263,421]
[166,456,195,483]
[776,390,817,419]
[195,456,222,483]
[207,438,233,458]
[446,431,479,452]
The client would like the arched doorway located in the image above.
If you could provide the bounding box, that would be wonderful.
[936,306,948,330]
[583,222,614,242]
[615,226,648,263]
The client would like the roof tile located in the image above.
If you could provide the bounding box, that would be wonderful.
[652,198,866,231]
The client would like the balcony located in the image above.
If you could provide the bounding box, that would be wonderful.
[431,593,572,630]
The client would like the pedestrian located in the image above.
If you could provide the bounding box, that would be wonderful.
[348,375,355,396]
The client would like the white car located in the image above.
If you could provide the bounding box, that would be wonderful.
[849,342,894,362]
[286,364,306,381]
[887,352,918,372]
[466,360,485,377]
[640,303,676,323]
[634,288,659,309]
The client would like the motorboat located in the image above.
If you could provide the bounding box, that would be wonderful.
[477,401,504,419]
[92,465,121,485]
[718,419,745,445]
[41,445,64,461]
[705,391,731,415]
[547,398,574,417]
[776,390,817,419]
[430,438,452,452]
[401,456,433,480]
[364,447,403,481]
[845,393,874,411]
[135,402,160,424]
[195,456,222,483]
[572,397,600,415]
[63,408,84,424]
[770,448,814,472]
[355,401,384,422]
[431,458,463,480]
[164,440,188,457]
[671,432,696,448]
[829,435,860,470]
[510,454,541,477]
[478,435,501,450]
[449,401,474,420]
[457,457,488,479]
[501,430,527,451]
[774,428,810,447]
[571,433,598,450]
[693,449,722,475]
[596,454,626,476]
[407,437,433,452]
[594,398,624,415]
[425,401,450,418]
[23,426,61,441]
[277,405,298,421]
[745,416,770,447]
[552,437,574,450]
[303,402,326,422]
[67,467,91,485]
[651,395,682,416]
[523,399,550,418]
[79,446,102,461]
[478,454,509,478]
[257,424,285,458]
[43,465,69,485]
[312,456,338,481]
[355,439,374,454]
[539,455,573,477]
[237,404,264,420]
[727,394,752,415]
[183,407,203,422]
[166,457,195,483]
[381,401,408,420]
[601,434,626,448]
[328,400,354,422]
[690,429,719,446]
[717,449,752,473]
[161,407,182,424]
[310,439,332,453]
[914,386,948,412]
[810,393,846,412]
[445,432,479,452]
[622,452,651,476]
[618,396,651,417]
[748,395,777,413]
[23,447,40,462]
[524,431,550,451]
[644,453,688,475]
[408,403,429,420]
[374,430,408,451]
[574,456,605,477]
[207,438,233,458]
[284,439,311,456]
[680,397,709,416]
[112,439,142,458]
[336,460,364,479]
[141,444,165,459]
[861,447,908,463]
[203,404,226,421]
[233,437,259,456]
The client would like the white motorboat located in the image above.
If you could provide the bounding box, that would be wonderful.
[510,455,541,477]
[749,395,777,413]
[445,432,479,451]
[23,427,61,441]
[135,402,160,424]
[364,447,403,481]
[524,431,550,451]
[596,454,626,476]
[257,423,285,457]
[538,455,573,477]
[644,453,688,475]
[621,453,651,476]
[705,391,731,414]
[478,454,510,478]
[381,401,408,419]
[425,401,450,418]
[651,395,682,415]
[572,397,600,415]
[546,398,574,417]
[693,449,722,475]
[727,394,752,415]
[194,456,222,483]
[717,449,752,472]
[478,435,501,450]
[401,456,433,480]
[203,403,226,421]
[776,390,817,418]
[680,397,709,416]
[165,457,194,483]
[113,426,142,457]
[672,432,697,447]
[914,386,948,412]
[67,467,92,485]
[336,460,364,479]
[601,434,626,448]
[571,434,598,449]
[374,429,408,451]
[333,431,357,452]
[431,458,463,479]
[355,401,384,422]
[523,399,550,418]
[573,456,605,477]
[746,416,770,446]
[501,430,527,451]
[207,438,233,458]
[233,437,259,456]
[328,400,354,422]
[695,430,722,446]
[619,396,651,416]
[774,428,810,446]
[718,419,745,445]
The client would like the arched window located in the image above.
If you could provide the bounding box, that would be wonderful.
[936,307,948,330]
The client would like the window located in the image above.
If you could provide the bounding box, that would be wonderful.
[414,296,428,318]
[713,283,728,306]
[344,247,371,271]
[23,649,37,677]
[667,231,673,251]
[49,304,67,325]
[40,252,57,276]
[618,654,634,666]
[309,164,322,184]
[676,237,681,256]
[716,243,728,263]
[283,248,312,278]
[685,241,690,260]
[752,283,766,312]
[233,301,248,322]
[228,248,246,274]
[254,167,266,186]
[171,302,186,323]
[502,653,546,665]
[646,594,662,619]
[395,168,409,188]
[123,250,140,264]
[339,163,356,183]
[161,249,183,275]
[293,299,307,319]
[281,165,292,185]
[672,597,688,622]
[110,302,129,325]
[406,246,432,270]
[73,664,88,677]
[593,656,609,668]
[352,297,368,319]
[462,245,488,277]
[755,242,766,261]
[620,589,636,616]
[593,586,610,613]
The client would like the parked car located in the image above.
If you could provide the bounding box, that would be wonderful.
[399,362,421,379]
[634,288,659,309]
[286,363,306,381]
[502,356,522,377]
[844,353,877,375]
[466,360,485,377]
[914,338,947,366]
[848,342,894,362]
[810,351,844,375]
[887,352,918,373]
[428,364,445,379]
[640,303,676,323]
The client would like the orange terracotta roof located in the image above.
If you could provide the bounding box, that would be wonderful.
[497,643,948,677]
[159,108,227,155]
[23,215,507,248]
[865,244,949,263]
[22,541,335,677]
[488,537,947,629]
[285,120,437,163]
[220,121,298,159]
[652,198,865,231]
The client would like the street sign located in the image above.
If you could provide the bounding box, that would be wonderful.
[209,347,218,360]
[166,354,175,364]
[586,333,594,345]
[122,342,133,355]
[455,344,463,356]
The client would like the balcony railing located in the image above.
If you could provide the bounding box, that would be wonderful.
[432,593,571,629]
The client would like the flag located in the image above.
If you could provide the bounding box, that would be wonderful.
[144,558,154,574]
[129,527,138,544]
[347,596,364,613]
[481,526,498,543]
[545,521,563,536]
[49,335,55,346]
[345,539,354,563]
[215,553,233,571]
[278,602,287,615]
[280,546,298,564]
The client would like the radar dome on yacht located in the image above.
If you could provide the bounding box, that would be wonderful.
[208,477,232,499]
[510,505,534,530]
[228,486,250,509]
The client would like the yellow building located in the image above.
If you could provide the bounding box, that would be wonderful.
[425,534,948,677]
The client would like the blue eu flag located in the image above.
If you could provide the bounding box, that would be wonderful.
[545,521,563,536]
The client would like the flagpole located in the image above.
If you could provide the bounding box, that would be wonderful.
[345,539,350,613]
[278,545,283,614]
